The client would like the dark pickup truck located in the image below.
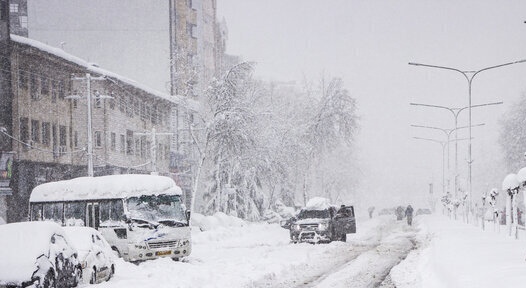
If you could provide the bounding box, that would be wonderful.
[281,205,356,243]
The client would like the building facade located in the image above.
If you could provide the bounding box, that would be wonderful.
[1,30,178,222]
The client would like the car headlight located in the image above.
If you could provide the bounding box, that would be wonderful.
[293,224,301,231]
[318,223,328,230]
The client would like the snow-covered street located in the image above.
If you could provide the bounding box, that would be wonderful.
[89,214,417,288]
[78,213,526,288]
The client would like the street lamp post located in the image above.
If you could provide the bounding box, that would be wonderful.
[409,59,526,222]
[410,102,502,199]
[413,136,472,196]
[410,123,485,196]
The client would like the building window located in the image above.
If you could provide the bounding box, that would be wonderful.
[18,69,28,89]
[118,94,125,113]
[9,3,18,13]
[59,125,67,146]
[30,72,39,100]
[110,132,116,151]
[126,130,134,155]
[109,97,115,110]
[51,80,57,102]
[58,80,65,99]
[42,122,50,146]
[31,120,40,143]
[74,131,78,148]
[40,76,49,95]
[134,99,140,116]
[135,138,141,158]
[94,131,102,148]
[19,15,27,28]
[20,117,29,146]
[0,1,7,21]
[120,134,125,154]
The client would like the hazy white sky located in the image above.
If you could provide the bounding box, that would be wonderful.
[218,0,526,206]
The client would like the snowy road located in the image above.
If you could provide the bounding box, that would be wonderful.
[89,216,418,288]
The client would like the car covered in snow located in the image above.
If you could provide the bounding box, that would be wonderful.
[0,221,81,288]
[62,226,116,284]
[285,197,356,243]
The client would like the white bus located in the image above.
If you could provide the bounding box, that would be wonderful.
[29,174,191,262]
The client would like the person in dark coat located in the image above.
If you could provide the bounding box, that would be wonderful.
[405,205,414,225]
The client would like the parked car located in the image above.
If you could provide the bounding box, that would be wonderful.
[63,226,116,284]
[0,221,81,288]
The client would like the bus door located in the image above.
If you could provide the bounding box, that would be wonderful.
[86,202,100,229]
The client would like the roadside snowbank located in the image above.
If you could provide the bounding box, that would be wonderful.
[391,215,526,288]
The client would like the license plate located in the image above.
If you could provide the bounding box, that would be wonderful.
[155,250,172,256]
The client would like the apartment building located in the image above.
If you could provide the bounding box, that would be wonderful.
[0,29,179,222]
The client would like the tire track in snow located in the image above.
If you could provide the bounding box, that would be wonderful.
[247,217,411,288]
[310,224,417,288]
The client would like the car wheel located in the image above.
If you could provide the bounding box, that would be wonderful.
[42,270,56,288]
[111,246,121,258]
[107,265,115,281]
[89,267,97,284]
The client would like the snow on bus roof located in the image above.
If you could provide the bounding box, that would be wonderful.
[30,174,182,202]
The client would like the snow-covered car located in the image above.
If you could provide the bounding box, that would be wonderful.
[287,197,356,243]
[63,226,116,284]
[0,221,81,288]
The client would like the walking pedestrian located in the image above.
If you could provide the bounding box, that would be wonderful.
[405,205,414,226]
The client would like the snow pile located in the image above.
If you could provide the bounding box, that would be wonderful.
[0,216,5,225]
[191,212,245,232]
[305,197,332,210]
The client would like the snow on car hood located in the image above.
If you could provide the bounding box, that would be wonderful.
[0,222,65,284]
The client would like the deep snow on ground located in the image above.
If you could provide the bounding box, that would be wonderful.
[82,212,526,288]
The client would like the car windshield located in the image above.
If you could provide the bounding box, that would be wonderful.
[126,194,186,223]
[297,209,330,219]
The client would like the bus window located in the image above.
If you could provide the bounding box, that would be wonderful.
[100,200,124,226]
[87,203,100,229]
[64,202,85,226]
[30,203,43,221]
[43,203,63,224]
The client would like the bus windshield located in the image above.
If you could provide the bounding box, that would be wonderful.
[126,194,186,226]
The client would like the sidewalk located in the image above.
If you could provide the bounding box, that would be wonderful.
[390,214,526,288]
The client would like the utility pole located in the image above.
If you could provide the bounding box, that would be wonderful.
[136,128,173,174]
[68,73,111,177]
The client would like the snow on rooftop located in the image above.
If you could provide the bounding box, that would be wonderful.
[502,173,520,191]
[304,197,332,210]
[30,174,182,202]
[10,34,201,111]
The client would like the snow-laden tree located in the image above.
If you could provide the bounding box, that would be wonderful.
[188,63,360,220]
[499,94,526,171]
